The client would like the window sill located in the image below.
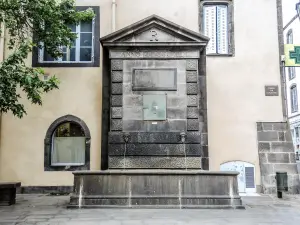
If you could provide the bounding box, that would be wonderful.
[206,53,234,57]
[32,61,99,68]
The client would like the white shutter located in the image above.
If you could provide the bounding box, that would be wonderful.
[203,6,217,54]
[216,5,228,54]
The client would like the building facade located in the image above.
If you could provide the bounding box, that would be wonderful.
[283,0,300,160]
[0,0,298,194]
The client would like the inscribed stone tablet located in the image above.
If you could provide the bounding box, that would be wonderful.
[132,68,177,91]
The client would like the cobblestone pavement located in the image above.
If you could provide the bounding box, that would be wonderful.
[1,194,300,224]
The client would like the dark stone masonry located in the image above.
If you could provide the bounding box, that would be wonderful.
[257,122,300,194]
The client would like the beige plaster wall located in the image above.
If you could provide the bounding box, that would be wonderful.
[0,0,283,187]
[0,0,111,186]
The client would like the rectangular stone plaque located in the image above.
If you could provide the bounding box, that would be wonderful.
[143,95,166,121]
[132,68,177,91]
[265,85,279,96]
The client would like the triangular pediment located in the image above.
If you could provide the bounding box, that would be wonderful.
[100,15,209,45]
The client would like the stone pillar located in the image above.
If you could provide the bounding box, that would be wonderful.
[257,122,300,194]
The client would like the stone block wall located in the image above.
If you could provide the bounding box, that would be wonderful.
[257,122,300,194]
[107,50,208,170]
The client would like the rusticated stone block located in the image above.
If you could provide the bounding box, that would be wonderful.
[271,142,294,152]
[186,132,201,143]
[259,153,268,163]
[111,107,122,119]
[267,153,289,163]
[258,142,270,152]
[111,83,123,94]
[187,107,199,119]
[186,60,198,70]
[187,83,198,95]
[260,164,274,175]
[274,164,298,174]
[273,122,287,131]
[187,119,199,131]
[111,119,122,131]
[186,71,197,83]
[263,123,273,131]
[257,122,263,131]
[257,131,278,142]
[111,95,123,106]
[111,60,123,70]
[187,95,198,106]
[111,71,123,83]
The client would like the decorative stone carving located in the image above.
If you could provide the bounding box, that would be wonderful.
[187,95,198,106]
[111,83,123,95]
[187,119,200,131]
[111,119,123,131]
[111,95,123,106]
[186,60,198,70]
[111,60,123,70]
[111,107,123,119]
[110,50,200,59]
[111,71,123,83]
[187,107,199,119]
[186,71,198,83]
[187,83,198,95]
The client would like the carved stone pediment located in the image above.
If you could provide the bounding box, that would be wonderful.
[100,15,209,47]
[120,25,191,42]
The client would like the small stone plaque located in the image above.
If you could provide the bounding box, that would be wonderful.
[132,68,177,91]
[265,85,279,96]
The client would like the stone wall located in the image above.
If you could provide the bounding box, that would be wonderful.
[107,50,208,170]
[257,122,299,194]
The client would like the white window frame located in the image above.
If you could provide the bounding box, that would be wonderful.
[50,124,85,167]
[291,85,298,113]
[287,29,296,80]
[203,3,229,54]
[38,18,95,64]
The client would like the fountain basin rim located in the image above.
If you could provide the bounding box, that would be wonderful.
[72,170,239,176]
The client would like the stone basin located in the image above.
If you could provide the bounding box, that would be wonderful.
[68,170,245,209]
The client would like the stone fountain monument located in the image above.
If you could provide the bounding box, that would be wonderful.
[68,15,244,209]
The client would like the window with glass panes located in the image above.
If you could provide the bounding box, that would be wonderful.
[291,85,298,113]
[287,29,296,80]
[40,20,94,63]
[203,4,229,54]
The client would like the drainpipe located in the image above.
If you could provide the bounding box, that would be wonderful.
[112,0,116,32]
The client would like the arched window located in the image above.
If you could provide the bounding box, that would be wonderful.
[44,115,91,171]
[287,30,296,80]
[291,85,298,113]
